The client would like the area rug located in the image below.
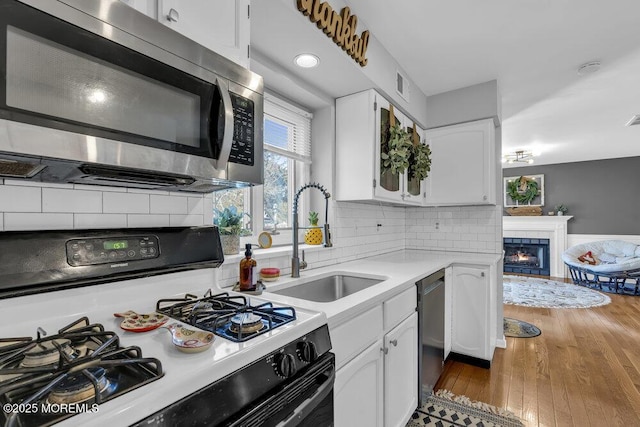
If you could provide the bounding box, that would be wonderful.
[408,389,524,427]
[504,317,541,338]
[503,275,611,308]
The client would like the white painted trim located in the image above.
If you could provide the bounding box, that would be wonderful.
[568,234,640,247]
[503,216,573,278]
[496,336,506,349]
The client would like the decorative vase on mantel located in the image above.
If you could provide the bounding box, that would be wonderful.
[220,234,240,255]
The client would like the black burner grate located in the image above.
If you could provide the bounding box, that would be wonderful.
[156,290,296,342]
[0,317,163,427]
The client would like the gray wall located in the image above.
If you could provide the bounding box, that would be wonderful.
[504,157,640,235]
[426,80,501,129]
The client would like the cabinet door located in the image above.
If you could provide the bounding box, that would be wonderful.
[384,313,418,427]
[334,340,384,427]
[374,95,405,203]
[158,0,250,67]
[451,266,490,360]
[444,267,452,359]
[119,0,157,18]
[424,119,495,206]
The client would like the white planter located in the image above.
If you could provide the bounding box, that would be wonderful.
[220,235,240,255]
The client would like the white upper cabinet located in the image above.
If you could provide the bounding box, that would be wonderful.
[336,89,428,205]
[423,119,496,206]
[120,0,250,68]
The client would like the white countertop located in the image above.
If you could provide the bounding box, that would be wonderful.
[0,248,500,425]
[257,249,501,327]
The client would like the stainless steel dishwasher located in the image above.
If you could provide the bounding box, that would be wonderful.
[417,269,445,405]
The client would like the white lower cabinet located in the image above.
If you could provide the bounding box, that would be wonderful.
[451,265,491,361]
[334,340,384,427]
[383,313,418,427]
[333,287,418,427]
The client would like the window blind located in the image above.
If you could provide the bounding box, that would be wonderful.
[264,92,312,163]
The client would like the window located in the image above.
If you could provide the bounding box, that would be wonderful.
[213,92,312,246]
[262,93,312,243]
[213,188,251,231]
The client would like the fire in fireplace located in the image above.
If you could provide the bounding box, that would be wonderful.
[503,238,550,276]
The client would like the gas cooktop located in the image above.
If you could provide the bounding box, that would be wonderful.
[156,290,297,342]
[0,317,163,427]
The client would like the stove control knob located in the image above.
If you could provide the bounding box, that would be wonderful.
[274,353,297,378]
[297,341,318,363]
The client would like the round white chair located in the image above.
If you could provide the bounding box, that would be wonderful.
[562,240,640,294]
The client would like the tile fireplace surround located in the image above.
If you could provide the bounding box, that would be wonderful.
[503,215,573,278]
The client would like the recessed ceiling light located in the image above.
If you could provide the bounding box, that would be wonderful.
[294,53,320,68]
[577,61,601,76]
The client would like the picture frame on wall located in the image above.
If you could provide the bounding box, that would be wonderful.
[504,174,544,207]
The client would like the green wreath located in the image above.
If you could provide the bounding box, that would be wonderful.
[507,176,539,203]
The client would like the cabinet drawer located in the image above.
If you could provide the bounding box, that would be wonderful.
[331,305,383,369]
[384,287,417,332]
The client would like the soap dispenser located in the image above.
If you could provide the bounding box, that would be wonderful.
[239,243,257,291]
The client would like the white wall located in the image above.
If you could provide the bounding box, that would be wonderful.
[0,179,213,231]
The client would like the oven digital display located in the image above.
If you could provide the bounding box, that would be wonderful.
[103,240,129,250]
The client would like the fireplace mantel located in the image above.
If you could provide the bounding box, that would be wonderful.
[503,215,573,278]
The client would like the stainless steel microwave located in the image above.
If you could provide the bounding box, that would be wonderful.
[0,0,263,192]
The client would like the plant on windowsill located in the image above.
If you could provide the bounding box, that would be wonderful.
[214,206,250,255]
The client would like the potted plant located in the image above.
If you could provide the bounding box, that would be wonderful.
[555,204,568,216]
[214,206,249,255]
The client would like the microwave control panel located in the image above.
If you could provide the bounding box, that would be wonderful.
[229,93,255,166]
[65,235,160,266]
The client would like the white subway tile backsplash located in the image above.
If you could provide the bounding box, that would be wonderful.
[127,214,170,228]
[168,191,193,198]
[0,185,41,212]
[126,188,170,196]
[150,195,188,214]
[74,214,127,229]
[188,197,205,215]
[5,213,73,230]
[169,214,204,226]
[103,192,149,214]
[203,196,214,224]
[4,179,71,189]
[43,188,102,213]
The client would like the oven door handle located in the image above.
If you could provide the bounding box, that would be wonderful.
[276,367,335,427]
[214,77,234,172]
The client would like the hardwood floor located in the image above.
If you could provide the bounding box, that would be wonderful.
[435,276,640,426]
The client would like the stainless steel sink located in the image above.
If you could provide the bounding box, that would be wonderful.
[271,274,383,302]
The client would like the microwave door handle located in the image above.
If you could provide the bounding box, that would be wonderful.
[214,78,234,171]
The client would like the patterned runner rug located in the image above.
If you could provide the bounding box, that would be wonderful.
[408,390,524,427]
[504,275,611,308]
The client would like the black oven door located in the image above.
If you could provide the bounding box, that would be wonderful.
[0,0,234,169]
[131,352,335,427]
[230,353,335,427]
